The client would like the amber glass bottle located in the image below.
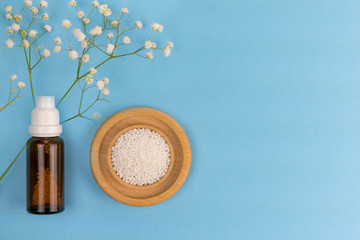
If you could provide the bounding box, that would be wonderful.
[27,137,64,214]
[27,96,64,214]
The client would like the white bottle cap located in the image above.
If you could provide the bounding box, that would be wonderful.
[29,96,62,137]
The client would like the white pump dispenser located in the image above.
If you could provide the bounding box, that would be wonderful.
[28,96,62,137]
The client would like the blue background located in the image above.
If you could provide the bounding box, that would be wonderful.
[1,0,360,239]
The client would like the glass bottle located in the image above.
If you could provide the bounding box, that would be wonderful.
[27,96,64,214]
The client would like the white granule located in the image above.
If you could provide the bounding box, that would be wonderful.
[111,128,171,186]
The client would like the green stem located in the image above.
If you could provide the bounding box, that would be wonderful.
[0,143,26,182]
[78,84,85,114]
[28,69,34,106]
[81,91,101,114]
[61,92,103,123]
[31,58,42,70]
[57,79,78,107]
[23,46,35,106]
[58,56,111,107]
[89,41,111,56]
[0,89,21,113]
[57,39,143,108]
[61,114,79,123]
[66,28,72,50]
[7,79,12,103]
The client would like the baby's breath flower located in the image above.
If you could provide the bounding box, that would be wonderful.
[77,11,84,18]
[111,21,118,27]
[92,1,100,8]
[96,80,104,90]
[102,77,109,84]
[89,67,97,75]
[24,0,33,7]
[11,23,20,31]
[14,14,22,22]
[30,7,38,14]
[81,39,87,48]
[144,41,156,49]
[40,1,48,8]
[146,51,153,59]
[73,28,86,41]
[42,49,50,57]
[82,17,90,24]
[82,54,90,63]
[69,0,77,7]
[107,33,114,40]
[98,4,111,17]
[29,30,37,38]
[5,27,13,35]
[23,40,30,48]
[122,36,130,44]
[5,39,14,49]
[164,47,171,57]
[20,30,27,37]
[166,41,174,49]
[53,45,61,53]
[16,82,25,90]
[42,13,49,20]
[44,24,52,32]
[121,8,129,14]
[5,6,12,13]
[92,112,102,121]
[9,75,17,81]
[135,21,143,29]
[6,13,13,20]
[62,19,71,29]
[17,81,26,89]
[85,74,93,84]
[54,37,61,45]
[145,41,155,49]
[89,26,102,36]
[151,23,163,32]
[101,88,110,96]
[106,43,114,53]
[69,50,79,60]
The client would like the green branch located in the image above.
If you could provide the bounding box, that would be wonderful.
[0,143,26,182]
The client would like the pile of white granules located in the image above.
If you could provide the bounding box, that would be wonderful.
[111,128,171,186]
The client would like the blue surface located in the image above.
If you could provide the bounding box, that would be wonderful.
[1,0,360,239]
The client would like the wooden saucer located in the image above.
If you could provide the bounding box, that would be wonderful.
[90,107,191,206]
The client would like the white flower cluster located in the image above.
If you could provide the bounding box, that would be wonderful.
[145,41,156,49]
[69,50,78,60]
[84,67,110,96]
[4,1,51,52]
[151,23,164,32]
[89,26,102,36]
[73,28,86,41]
[2,0,174,120]
[57,0,174,63]
[9,74,26,89]
[135,21,143,29]
[62,19,71,28]
[164,41,174,57]
[98,4,112,16]
[53,37,62,53]
[0,74,26,112]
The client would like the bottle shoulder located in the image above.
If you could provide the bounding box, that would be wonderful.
[27,136,64,145]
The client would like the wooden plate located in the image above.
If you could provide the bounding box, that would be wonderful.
[90,107,191,206]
